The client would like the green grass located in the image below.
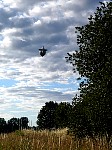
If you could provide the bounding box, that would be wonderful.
[0,129,111,150]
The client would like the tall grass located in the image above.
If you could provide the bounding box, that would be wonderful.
[0,128,111,150]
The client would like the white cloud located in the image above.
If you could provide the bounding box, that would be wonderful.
[0,36,11,48]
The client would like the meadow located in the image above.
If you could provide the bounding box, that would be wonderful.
[0,128,111,150]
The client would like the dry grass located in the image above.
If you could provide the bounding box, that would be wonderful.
[0,129,111,150]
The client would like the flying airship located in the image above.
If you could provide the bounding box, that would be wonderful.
[39,46,47,57]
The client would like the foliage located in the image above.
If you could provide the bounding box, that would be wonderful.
[0,118,6,134]
[7,117,20,132]
[66,1,112,142]
[67,1,112,82]
[0,117,29,133]
[37,101,58,130]
[37,101,72,130]
[19,117,29,129]
[55,102,72,128]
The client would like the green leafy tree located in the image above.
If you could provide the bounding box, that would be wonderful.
[55,102,72,128]
[66,1,112,142]
[19,117,29,130]
[66,1,112,88]
[70,95,98,139]
[0,118,6,133]
[7,117,19,132]
[37,101,58,130]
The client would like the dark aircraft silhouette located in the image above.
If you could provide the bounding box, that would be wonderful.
[39,46,47,57]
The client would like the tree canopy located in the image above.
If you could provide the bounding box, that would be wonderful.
[37,101,58,130]
[66,1,112,142]
[0,118,6,133]
[55,102,72,128]
[36,101,72,130]
[66,2,112,84]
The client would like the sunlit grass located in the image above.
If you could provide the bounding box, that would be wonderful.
[0,129,111,150]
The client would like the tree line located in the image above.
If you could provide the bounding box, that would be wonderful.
[37,1,112,144]
[0,117,28,133]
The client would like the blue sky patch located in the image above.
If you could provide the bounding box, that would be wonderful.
[0,79,17,87]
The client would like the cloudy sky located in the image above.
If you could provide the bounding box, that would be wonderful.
[0,0,107,126]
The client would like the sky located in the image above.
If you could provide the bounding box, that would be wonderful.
[0,0,108,126]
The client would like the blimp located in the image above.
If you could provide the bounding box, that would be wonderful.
[39,46,47,57]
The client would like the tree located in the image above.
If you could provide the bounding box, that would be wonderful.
[0,118,6,133]
[7,118,19,132]
[66,1,112,142]
[55,102,72,128]
[19,117,29,130]
[66,1,112,90]
[37,101,58,130]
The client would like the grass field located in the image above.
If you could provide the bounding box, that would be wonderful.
[0,128,111,150]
